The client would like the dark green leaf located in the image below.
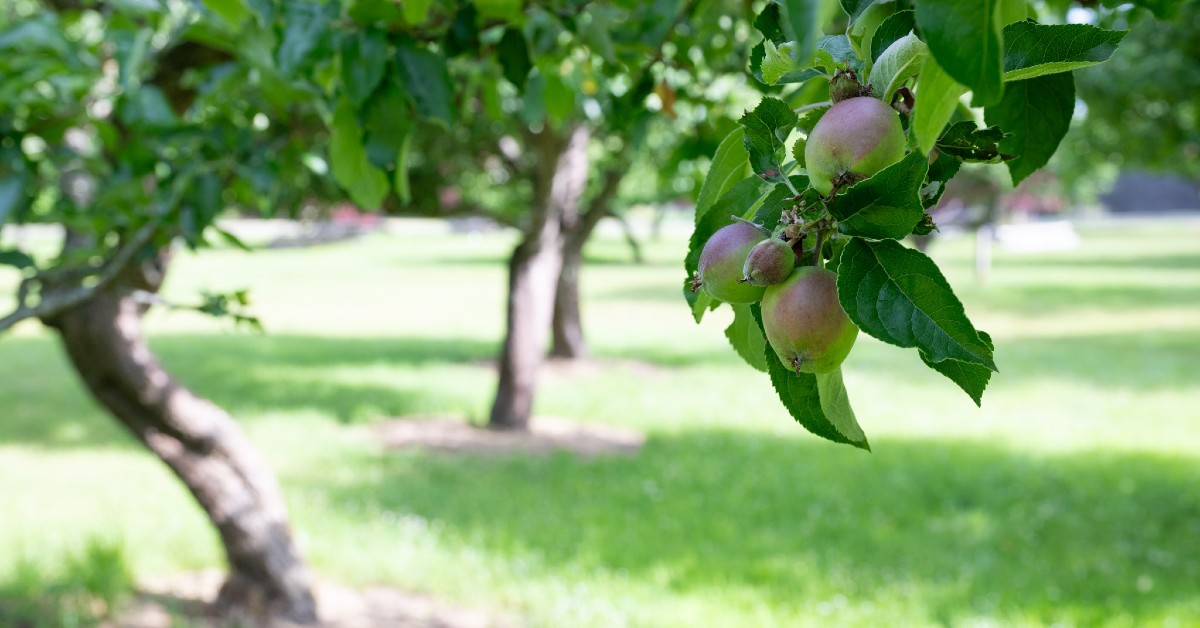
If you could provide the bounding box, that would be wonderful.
[796,104,829,133]
[751,176,813,228]
[754,2,787,43]
[276,1,336,76]
[837,238,996,370]
[498,28,532,90]
[828,151,928,240]
[916,0,1004,106]
[935,121,1011,162]
[118,87,178,129]
[341,30,388,107]
[362,80,413,170]
[0,177,27,226]
[871,9,915,61]
[984,72,1074,185]
[0,249,34,269]
[443,3,480,57]
[1002,22,1127,81]
[395,39,454,127]
[739,97,798,183]
[921,330,994,405]
[726,303,769,372]
[695,128,749,224]
[841,0,879,23]
[921,152,963,209]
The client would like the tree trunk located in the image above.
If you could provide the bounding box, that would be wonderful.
[489,125,591,429]
[44,249,318,624]
[549,167,626,360]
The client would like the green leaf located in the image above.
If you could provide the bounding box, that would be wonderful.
[329,98,389,210]
[0,249,34,269]
[751,176,813,228]
[921,152,963,209]
[757,303,869,449]
[203,0,252,28]
[871,9,915,62]
[726,304,769,372]
[341,30,388,107]
[921,330,994,405]
[544,71,575,124]
[840,0,879,23]
[684,177,771,316]
[913,54,966,155]
[935,121,1011,162]
[997,0,1026,25]
[868,32,927,104]
[739,97,798,183]
[983,72,1074,186]
[780,0,821,65]
[761,40,799,86]
[754,2,787,43]
[1002,22,1127,82]
[276,1,336,76]
[695,128,749,225]
[916,0,1004,106]
[362,79,413,169]
[498,28,532,90]
[402,0,433,24]
[837,238,997,370]
[828,151,928,240]
[117,86,178,129]
[0,177,27,226]
[394,131,414,204]
[395,39,454,127]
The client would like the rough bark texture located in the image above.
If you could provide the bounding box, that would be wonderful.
[44,247,318,624]
[550,167,627,359]
[489,126,591,429]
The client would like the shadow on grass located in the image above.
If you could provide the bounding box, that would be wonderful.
[319,431,1200,623]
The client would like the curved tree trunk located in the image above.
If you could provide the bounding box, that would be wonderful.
[44,249,318,624]
[549,167,627,360]
[489,125,591,429]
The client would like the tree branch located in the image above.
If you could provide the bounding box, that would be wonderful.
[0,222,160,333]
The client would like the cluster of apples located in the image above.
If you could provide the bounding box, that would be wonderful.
[691,82,909,375]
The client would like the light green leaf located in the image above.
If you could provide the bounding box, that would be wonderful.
[761,40,798,86]
[402,0,433,24]
[394,132,414,204]
[868,32,927,104]
[739,97,799,183]
[914,55,967,155]
[817,368,867,446]
[997,0,1026,25]
[1002,22,1127,82]
[726,304,769,372]
[330,98,389,210]
[695,128,749,225]
[203,0,251,27]
[781,0,822,66]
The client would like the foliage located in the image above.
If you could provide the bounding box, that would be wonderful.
[684,0,1135,447]
[1058,1,1200,186]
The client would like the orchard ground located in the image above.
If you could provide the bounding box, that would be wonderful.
[1,215,1198,626]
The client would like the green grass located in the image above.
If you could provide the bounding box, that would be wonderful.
[2,217,1199,626]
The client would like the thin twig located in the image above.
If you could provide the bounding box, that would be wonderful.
[794,101,833,114]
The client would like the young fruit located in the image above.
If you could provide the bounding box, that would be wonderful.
[741,237,794,287]
[804,96,905,197]
[761,266,859,374]
[695,222,766,304]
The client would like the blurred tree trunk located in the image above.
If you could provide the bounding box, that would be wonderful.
[43,236,317,624]
[550,167,627,359]
[489,125,591,429]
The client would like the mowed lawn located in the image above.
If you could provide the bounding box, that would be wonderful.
[1,216,1198,626]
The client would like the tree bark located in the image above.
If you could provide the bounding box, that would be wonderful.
[550,167,626,360]
[43,246,318,624]
[489,125,591,429]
